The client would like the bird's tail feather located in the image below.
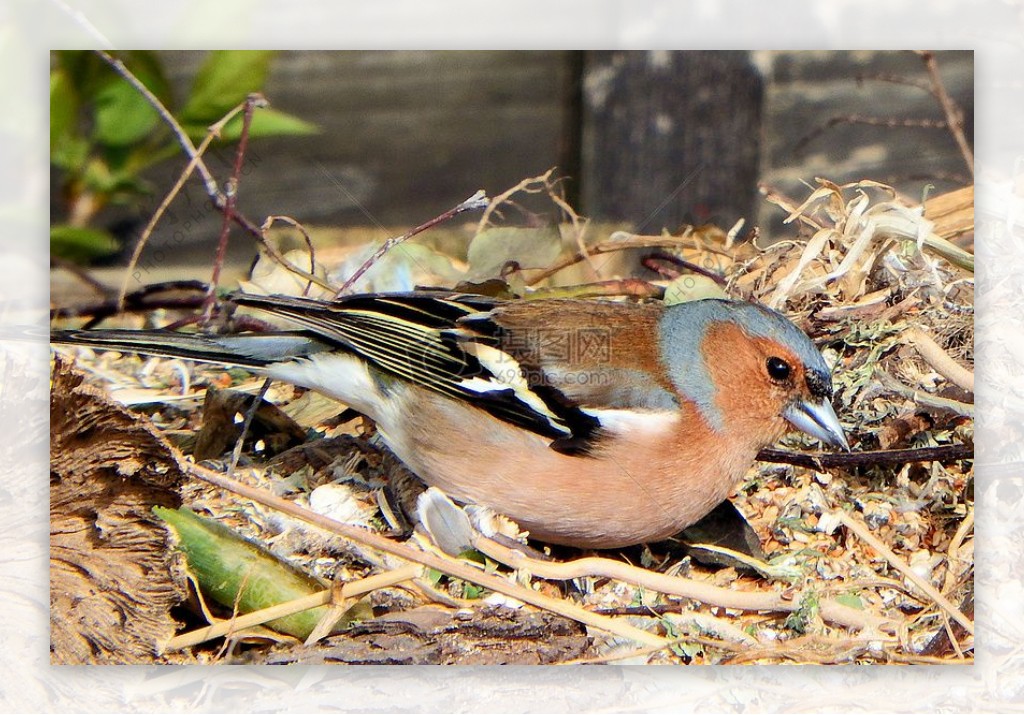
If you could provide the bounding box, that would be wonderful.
[51,329,327,369]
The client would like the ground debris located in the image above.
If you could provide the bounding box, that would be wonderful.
[255,605,591,665]
[50,354,191,664]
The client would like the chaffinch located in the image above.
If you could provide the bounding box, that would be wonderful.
[52,291,848,549]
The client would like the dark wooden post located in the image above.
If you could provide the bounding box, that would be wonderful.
[578,51,763,233]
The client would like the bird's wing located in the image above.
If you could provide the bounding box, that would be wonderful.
[457,298,680,412]
[230,291,605,450]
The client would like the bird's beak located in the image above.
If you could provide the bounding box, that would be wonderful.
[783,397,850,451]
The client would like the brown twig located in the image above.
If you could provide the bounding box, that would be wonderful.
[832,508,974,636]
[474,533,890,632]
[203,94,264,321]
[525,279,664,301]
[50,256,113,298]
[118,101,250,310]
[95,51,271,298]
[525,231,713,285]
[904,327,974,393]
[642,250,729,286]
[856,71,934,94]
[185,462,668,648]
[794,114,948,154]
[336,190,488,296]
[475,169,556,233]
[756,443,972,470]
[916,50,974,176]
[259,215,330,296]
[96,50,220,199]
[51,279,210,323]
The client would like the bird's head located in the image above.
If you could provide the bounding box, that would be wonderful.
[658,299,849,451]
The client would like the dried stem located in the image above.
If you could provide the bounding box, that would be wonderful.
[51,279,209,323]
[756,443,972,470]
[118,101,249,310]
[473,533,890,633]
[525,231,714,285]
[165,564,423,650]
[260,215,330,296]
[795,114,948,154]
[203,94,264,320]
[336,190,488,296]
[917,50,974,176]
[476,169,555,233]
[95,51,272,301]
[185,462,668,648]
[904,328,974,393]
[96,50,219,198]
[832,508,974,636]
[875,370,974,417]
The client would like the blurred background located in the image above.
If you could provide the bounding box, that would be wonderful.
[49,49,973,276]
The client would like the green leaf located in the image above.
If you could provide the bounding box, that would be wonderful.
[182,107,318,142]
[50,61,90,172]
[663,273,728,305]
[224,107,318,140]
[90,52,171,148]
[50,225,119,263]
[154,506,362,640]
[835,592,865,610]
[53,51,172,148]
[181,50,276,124]
[50,68,80,154]
[80,157,147,197]
[54,50,105,98]
[93,78,161,146]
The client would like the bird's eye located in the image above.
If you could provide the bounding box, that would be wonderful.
[766,357,792,381]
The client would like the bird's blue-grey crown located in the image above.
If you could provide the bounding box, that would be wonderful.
[657,299,840,443]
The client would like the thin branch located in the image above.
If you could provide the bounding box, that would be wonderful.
[917,50,974,175]
[95,50,219,198]
[336,190,488,296]
[118,101,249,310]
[165,564,423,650]
[525,231,714,285]
[795,114,948,154]
[756,443,972,470]
[51,279,209,323]
[50,256,113,298]
[185,462,668,648]
[856,71,934,94]
[226,377,272,477]
[642,250,729,286]
[476,169,556,233]
[95,51,273,288]
[473,533,890,633]
[832,508,974,636]
[204,94,264,320]
[260,215,330,296]
[904,327,974,393]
